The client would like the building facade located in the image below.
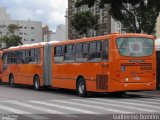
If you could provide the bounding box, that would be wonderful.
[51,24,67,41]
[0,20,43,45]
[156,15,160,39]
[0,6,42,48]
[0,6,11,20]
[68,0,125,40]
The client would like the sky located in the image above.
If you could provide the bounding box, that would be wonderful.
[0,0,68,31]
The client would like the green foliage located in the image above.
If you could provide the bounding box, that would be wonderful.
[1,35,22,48]
[7,24,21,35]
[71,11,99,35]
[75,0,97,8]
[0,24,23,49]
[75,0,160,34]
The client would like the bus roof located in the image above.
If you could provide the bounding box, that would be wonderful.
[4,41,60,51]
[3,33,154,51]
[51,33,154,46]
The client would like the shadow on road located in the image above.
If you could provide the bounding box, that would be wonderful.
[0,83,156,99]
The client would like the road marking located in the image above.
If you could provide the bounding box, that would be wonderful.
[51,99,132,114]
[121,99,160,105]
[140,98,160,102]
[9,100,78,118]
[0,100,18,103]
[30,100,99,114]
[91,98,160,110]
[0,104,48,120]
[71,99,158,113]
[8,100,70,114]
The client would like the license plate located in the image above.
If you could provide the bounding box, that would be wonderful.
[134,77,141,80]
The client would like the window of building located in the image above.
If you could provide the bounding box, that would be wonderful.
[31,27,35,30]
[54,46,64,63]
[24,33,27,35]
[31,39,35,42]
[24,27,27,29]
[117,22,121,28]
[64,44,75,62]
[102,17,107,23]
[19,32,23,35]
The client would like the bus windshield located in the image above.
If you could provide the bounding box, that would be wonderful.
[116,37,154,57]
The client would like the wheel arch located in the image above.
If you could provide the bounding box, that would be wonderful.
[33,74,39,81]
[76,75,86,88]
[9,73,14,81]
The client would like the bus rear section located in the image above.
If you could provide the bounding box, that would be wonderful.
[110,35,156,92]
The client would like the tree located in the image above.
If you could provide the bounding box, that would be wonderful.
[1,35,22,49]
[0,24,22,49]
[75,0,160,34]
[71,11,99,36]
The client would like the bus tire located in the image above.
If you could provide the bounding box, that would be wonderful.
[77,78,87,97]
[9,74,14,87]
[34,75,41,91]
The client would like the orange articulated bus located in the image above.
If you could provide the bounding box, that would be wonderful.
[1,33,156,96]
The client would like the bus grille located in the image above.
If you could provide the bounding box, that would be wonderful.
[96,74,108,90]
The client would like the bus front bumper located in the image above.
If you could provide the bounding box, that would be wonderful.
[109,80,157,92]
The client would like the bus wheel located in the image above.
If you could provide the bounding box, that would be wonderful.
[9,74,14,87]
[34,76,40,91]
[77,78,87,97]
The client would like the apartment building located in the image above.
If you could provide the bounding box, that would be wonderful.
[68,0,125,40]
[0,6,42,48]
[0,6,11,20]
[156,15,160,39]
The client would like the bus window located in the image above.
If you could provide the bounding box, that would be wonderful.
[2,52,8,71]
[102,40,109,61]
[10,52,14,64]
[76,43,88,62]
[29,49,36,63]
[36,48,41,64]
[116,37,154,57]
[22,50,26,63]
[54,46,64,63]
[64,44,75,62]
[25,50,29,63]
[7,52,12,64]
[15,51,22,64]
[88,41,102,62]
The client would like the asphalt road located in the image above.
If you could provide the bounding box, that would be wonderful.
[0,84,160,120]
